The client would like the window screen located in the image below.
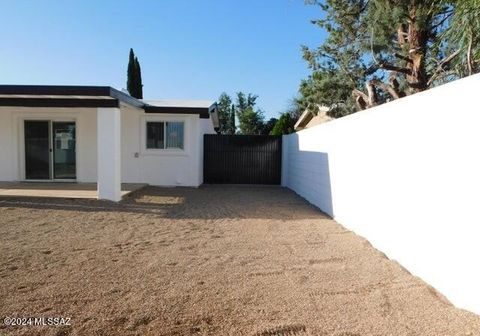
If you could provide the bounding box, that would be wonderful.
[166,122,184,149]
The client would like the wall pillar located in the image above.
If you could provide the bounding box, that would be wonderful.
[281,134,289,187]
[97,107,121,201]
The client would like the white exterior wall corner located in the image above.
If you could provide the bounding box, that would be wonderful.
[282,74,480,314]
[0,108,16,181]
[197,118,216,186]
[97,107,122,201]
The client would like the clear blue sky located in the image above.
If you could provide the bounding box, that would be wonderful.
[1,1,326,118]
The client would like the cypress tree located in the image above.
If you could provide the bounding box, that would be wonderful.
[127,48,137,97]
[134,57,143,99]
[127,49,144,99]
[230,104,236,135]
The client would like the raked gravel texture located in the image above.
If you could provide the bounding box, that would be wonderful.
[0,186,479,336]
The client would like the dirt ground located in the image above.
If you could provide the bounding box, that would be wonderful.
[1,186,479,336]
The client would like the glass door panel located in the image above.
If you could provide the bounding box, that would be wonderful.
[24,120,50,180]
[52,122,76,179]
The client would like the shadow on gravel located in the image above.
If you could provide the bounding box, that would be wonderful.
[0,185,327,220]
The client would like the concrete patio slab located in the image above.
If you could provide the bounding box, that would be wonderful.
[0,182,146,199]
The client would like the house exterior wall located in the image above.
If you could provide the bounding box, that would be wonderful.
[0,105,215,187]
[120,106,214,187]
[0,107,97,182]
[282,74,480,314]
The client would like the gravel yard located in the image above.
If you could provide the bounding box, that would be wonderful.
[1,186,479,336]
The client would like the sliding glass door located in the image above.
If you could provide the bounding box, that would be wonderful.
[52,122,76,179]
[24,121,50,180]
[24,120,76,180]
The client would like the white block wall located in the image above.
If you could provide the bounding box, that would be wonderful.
[282,74,480,314]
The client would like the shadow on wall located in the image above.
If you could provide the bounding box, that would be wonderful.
[284,133,333,218]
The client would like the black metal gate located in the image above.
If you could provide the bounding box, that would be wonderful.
[203,135,282,184]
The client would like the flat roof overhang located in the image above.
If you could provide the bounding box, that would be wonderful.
[0,97,120,108]
[144,105,211,118]
[0,85,144,109]
[0,85,215,118]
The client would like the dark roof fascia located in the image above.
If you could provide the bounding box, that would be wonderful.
[144,105,211,119]
[0,97,119,108]
[0,85,145,109]
[0,85,112,96]
[0,85,215,114]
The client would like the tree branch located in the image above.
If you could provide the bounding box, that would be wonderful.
[394,53,413,64]
[397,25,407,47]
[352,89,369,103]
[389,75,406,97]
[431,11,454,31]
[355,95,367,110]
[365,81,378,107]
[427,49,461,86]
[467,30,473,76]
[379,61,412,75]
[370,79,403,100]
[427,70,458,85]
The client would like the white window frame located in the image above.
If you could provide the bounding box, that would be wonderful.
[140,115,189,156]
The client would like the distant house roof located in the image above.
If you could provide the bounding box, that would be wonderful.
[294,105,333,131]
[143,100,216,118]
[0,85,216,119]
[144,100,214,108]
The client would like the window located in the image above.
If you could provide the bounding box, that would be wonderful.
[165,122,184,149]
[146,121,184,150]
[146,122,164,149]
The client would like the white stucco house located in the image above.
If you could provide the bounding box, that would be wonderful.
[0,85,219,201]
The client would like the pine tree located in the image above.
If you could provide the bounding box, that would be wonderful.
[237,106,263,135]
[300,0,480,114]
[262,117,278,135]
[235,92,265,135]
[270,113,294,136]
[216,92,265,135]
[442,0,480,77]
